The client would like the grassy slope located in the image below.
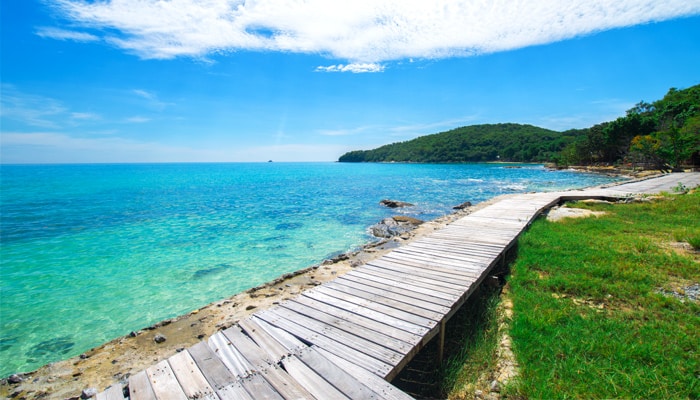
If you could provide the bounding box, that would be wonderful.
[507,191,699,398]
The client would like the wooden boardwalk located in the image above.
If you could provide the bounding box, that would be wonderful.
[97,172,700,400]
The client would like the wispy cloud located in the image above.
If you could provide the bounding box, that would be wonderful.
[0,85,101,129]
[125,116,151,123]
[1,84,68,128]
[35,26,100,42]
[316,63,385,73]
[46,0,700,67]
[131,88,172,111]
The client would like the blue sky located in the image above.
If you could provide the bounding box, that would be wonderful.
[2,1,699,163]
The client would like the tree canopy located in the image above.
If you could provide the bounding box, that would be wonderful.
[339,123,579,163]
[339,85,700,169]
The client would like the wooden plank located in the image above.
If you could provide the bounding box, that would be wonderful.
[145,360,188,400]
[220,326,318,400]
[296,347,379,399]
[281,354,350,399]
[234,319,319,399]
[96,385,125,400]
[311,285,438,328]
[321,281,444,321]
[315,347,415,400]
[417,235,506,250]
[237,374,284,400]
[375,254,484,279]
[355,265,465,297]
[221,325,274,370]
[391,246,491,266]
[300,289,429,336]
[255,308,394,377]
[394,246,493,267]
[256,364,317,400]
[265,306,404,367]
[367,259,475,288]
[238,316,304,362]
[215,382,255,400]
[409,239,504,258]
[333,277,451,314]
[348,269,460,302]
[208,331,252,378]
[279,299,417,354]
[291,293,425,345]
[128,370,157,400]
[168,350,218,400]
[370,257,484,284]
[188,341,238,391]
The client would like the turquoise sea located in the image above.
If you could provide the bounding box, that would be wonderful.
[0,162,622,376]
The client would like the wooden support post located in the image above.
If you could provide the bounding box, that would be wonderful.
[438,319,446,365]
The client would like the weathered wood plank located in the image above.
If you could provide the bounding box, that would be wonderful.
[128,370,157,400]
[96,384,125,400]
[238,316,303,362]
[168,350,218,400]
[367,259,475,288]
[255,308,394,377]
[321,281,444,321]
[315,347,415,400]
[279,299,417,354]
[295,347,379,399]
[220,325,273,370]
[256,364,317,400]
[310,285,438,328]
[188,342,238,391]
[394,246,493,267]
[408,240,504,258]
[300,289,429,336]
[340,271,455,306]
[265,306,404,367]
[281,354,350,399]
[382,252,487,276]
[333,277,451,314]
[356,265,465,297]
[215,382,255,400]
[290,295,424,345]
[145,360,188,400]
[236,374,284,400]
[347,269,460,302]
[208,331,252,378]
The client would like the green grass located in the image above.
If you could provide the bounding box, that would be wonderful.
[507,191,699,398]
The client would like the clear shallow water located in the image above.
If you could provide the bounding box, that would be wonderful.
[0,162,621,376]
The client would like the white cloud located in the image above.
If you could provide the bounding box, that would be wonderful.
[125,116,151,123]
[47,0,700,65]
[35,27,100,42]
[316,63,385,73]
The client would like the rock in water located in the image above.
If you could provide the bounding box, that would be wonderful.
[379,199,414,208]
[370,216,423,238]
[453,201,472,210]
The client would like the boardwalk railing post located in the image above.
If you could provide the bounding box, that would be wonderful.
[438,319,446,365]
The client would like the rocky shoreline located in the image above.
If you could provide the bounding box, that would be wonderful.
[0,197,490,400]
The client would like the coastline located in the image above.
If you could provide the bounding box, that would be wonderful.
[1,166,656,399]
[1,199,493,399]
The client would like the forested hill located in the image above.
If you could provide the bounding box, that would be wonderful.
[338,123,576,163]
